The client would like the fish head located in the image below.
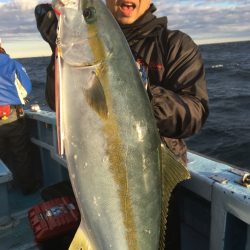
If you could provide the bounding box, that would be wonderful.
[56,0,114,67]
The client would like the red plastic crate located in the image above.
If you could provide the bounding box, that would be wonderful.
[28,196,80,242]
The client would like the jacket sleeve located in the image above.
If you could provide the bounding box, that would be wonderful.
[15,61,32,95]
[150,31,209,139]
[35,3,57,111]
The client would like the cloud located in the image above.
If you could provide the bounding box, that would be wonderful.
[0,0,44,43]
[0,0,249,57]
[8,0,41,10]
[154,0,250,43]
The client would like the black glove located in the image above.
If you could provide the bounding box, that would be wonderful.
[34,4,58,51]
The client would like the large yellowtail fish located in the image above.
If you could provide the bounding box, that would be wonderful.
[53,0,190,249]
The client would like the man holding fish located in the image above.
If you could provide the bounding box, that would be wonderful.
[35,0,209,249]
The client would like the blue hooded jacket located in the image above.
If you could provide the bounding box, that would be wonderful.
[0,53,32,105]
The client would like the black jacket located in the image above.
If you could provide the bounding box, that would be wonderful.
[120,5,209,165]
[42,5,209,165]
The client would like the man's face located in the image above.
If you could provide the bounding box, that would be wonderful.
[105,0,151,25]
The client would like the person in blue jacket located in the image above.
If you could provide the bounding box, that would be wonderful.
[0,44,39,195]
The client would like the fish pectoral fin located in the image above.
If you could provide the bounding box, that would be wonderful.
[83,71,108,119]
[69,226,94,250]
[159,143,190,250]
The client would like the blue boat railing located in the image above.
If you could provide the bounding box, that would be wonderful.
[25,109,250,250]
[185,152,250,250]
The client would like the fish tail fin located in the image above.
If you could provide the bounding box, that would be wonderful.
[69,225,93,250]
[159,143,191,250]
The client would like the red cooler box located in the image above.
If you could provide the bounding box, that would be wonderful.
[28,196,80,242]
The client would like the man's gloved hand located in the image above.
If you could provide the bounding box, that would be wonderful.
[34,4,58,51]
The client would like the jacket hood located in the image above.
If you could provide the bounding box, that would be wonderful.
[119,4,167,64]
[120,4,167,45]
[0,53,11,66]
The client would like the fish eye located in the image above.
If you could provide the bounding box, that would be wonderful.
[83,7,97,24]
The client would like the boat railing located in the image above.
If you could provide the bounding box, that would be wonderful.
[25,109,250,250]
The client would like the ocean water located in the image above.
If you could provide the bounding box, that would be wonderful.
[19,40,250,170]
[187,40,250,170]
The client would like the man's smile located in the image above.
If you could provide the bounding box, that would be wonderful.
[106,0,151,24]
[119,2,136,17]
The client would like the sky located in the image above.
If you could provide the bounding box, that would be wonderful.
[0,0,250,58]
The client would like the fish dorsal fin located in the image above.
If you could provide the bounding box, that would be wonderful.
[83,71,108,119]
[159,143,190,250]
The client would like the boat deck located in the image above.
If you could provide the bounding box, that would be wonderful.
[0,184,42,250]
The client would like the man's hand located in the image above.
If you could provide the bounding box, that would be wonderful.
[34,4,58,51]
